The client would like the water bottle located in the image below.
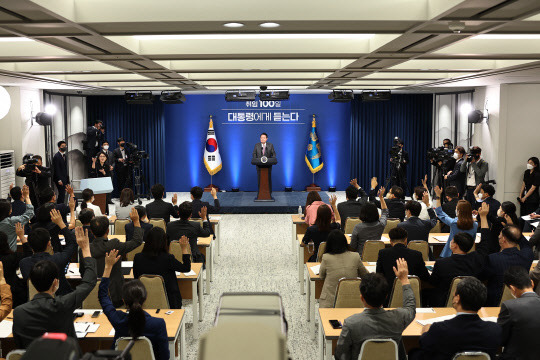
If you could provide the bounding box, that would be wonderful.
[298,206,302,215]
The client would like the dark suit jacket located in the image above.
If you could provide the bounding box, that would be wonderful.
[440,198,458,232]
[301,223,341,262]
[146,199,179,224]
[80,227,143,306]
[166,219,211,260]
[397,208,437,242]
[446,157,466,197]
[428,252,486,306]
[113,147,130,169]
[418,314,502,360]
[478,228,534,306]
[252,142,276,159]
[369,189,405,221]
[20,226,78,296]
[85,126,102,153]
[16,166,51,194]
[13,257,97,349]
[476,196,500,227]
[90,161,112,178]
[376,243,430,288]
[133,252,191,309]
[52,151,69,185]
[191,198,220,218]
[0,243,32,307]
[337,200,365,230]
[498,292,540,360]
[125,221,153,243]
[10,200,26,217]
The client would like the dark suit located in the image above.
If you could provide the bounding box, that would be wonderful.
[446,157,466,198]
[146,199,179,223]
[52,151,69,204]
[397,208,437,242]
[369,189,405,221]
[476,196,500,228]
[16,165,51,207]
[80,227,143,306]
[125,221,153,243]
[252,142,277,194]
[133,252,191,309]
[301,223,341,262]
[9,200,26,217]
[337,200,366,230]
[0,242,32,307]
[166,219,211,263]
[478,228,534,306]
[390,148,409,191]
[13,257,97,349]
[20,226,78,296]
[84,126,102,158]
[191,198,220,218]
[497,292,540,360]
[440,198,458,232]
[415,314,501,360]
[376,243,430,290]
[428,252,486,306]
[113,147,130,191]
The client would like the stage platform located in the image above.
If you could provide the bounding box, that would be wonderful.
[199,191,331,214]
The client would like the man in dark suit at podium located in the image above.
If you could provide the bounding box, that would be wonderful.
[252,133,276,194]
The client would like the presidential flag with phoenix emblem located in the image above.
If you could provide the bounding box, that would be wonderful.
[204,116,222,175]
[305,115,323,173]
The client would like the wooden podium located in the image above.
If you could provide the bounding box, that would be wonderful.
[251,157,277,202]
[80,177,114,214]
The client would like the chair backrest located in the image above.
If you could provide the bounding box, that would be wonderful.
[6,350,25,360]
[430,221,442,233]
[446,277,466,308]
[75,219,83,228]
[82,279,102,309]
[149,218,166,231]
[452,351,491,360]
[362,241,385,262]
[198,323,287,360]
[333,278,363,308]
[126,243,145,261]
[359,339,398,360]
[344,218,362,234]
[114,219,130,235]
[139,275,169,309]
[28,279,38,300]
[407,241,429,261]
[383,219,401,234]
[499,285,514,306]
[388,276,421,307]
[116,337,156,360]
[316,242,327,262]
[169,240,192,263]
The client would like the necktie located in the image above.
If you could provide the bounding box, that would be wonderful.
[262,145,266,156]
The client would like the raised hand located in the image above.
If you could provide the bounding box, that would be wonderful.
[434,186,443,197]
[129,207,140,225]
[350,178,359,189]
[104,249,121,269]
[172,193,178,205]
[422,191,430,206]
[478,202,490,218]
[392,258,409,284]
[199,206,208,220]
[179,235,190,252]
[75,226,90,248]
[422,174,428,189]
[371,177,378,189]
[22,185,30,200]
[15,222,25,241]
[69,195,76,212]
[211,187,217,198]
[66,184,74,196]
[330,195,337,207]
[50,208,65,227]
[378,187,386,198]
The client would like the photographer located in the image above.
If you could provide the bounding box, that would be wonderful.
[16,155,51,207]
[518,156,540,216]
[427,141,455,195]
[460,146,488,206]
[389,137,409,191]
[445,146,466,198]
[113,137,130,193]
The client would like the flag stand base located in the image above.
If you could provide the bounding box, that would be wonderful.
[204,184,219,192]
[306,184,321,192]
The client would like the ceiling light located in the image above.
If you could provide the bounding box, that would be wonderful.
[44,103,57,116]
[460,103,472,115]
[223,22,245,28]
[259,22,280,28]
[133,33,374,40]
[0,37,33,42]
[472,34,540,40]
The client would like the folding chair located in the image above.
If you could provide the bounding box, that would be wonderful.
[388,276,421,307]
[499,285,514,306]
[333,278,363,308]
[445,276,467,308]
[114,219,130,235]
[316,242,327,262]
[452,351,491,360]
[359,339,398,360]
[344,218,361,234]
[82,279,102,309]
[116,337,155,360]
[362,240,385,262]
[139,275,170,309]
[126,243,144,261]
[149,218,166,231]
[383,219,401,234]
[5,350,25,360]
[407,241,429,261]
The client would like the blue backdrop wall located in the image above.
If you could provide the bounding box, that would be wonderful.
[163,94,351,192]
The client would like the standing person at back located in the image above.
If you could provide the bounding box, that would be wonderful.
[319,230,368,308]
[190,186,220,218]
[145,184,179,223]
[368,177,406,221]
[113,138,130,193]
[81,208,143,307]
[460,146,488,206]
[52,140,69,204]
[335,259,416,360]
[304,191,334,226]
[445,146,466,198]
[350,188,388,257]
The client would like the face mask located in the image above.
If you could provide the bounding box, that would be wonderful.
[103,145,109,150]
[477,194,484,202]
[120,143,125,147]
[527,164,534,170]
[60,147,67,152]
[453,153,459,159]
[497,209,504,218]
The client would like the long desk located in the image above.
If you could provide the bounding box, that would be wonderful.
[0,309,186,360]
[318,307,501,360]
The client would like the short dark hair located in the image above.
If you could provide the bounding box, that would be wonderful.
[28,228,51,253]
[151,184,165,200]
[9,186,22,201]
[481,184,495,197]
[190,186,204,200]
[90,216,109,237]
[389,186,404,199]
[445,186,459,199]
[102,140,109,145]
[260,133,268,138]
[0,200,11,222]
[134,205,146,219]
[405,200,422,217]
[38,187,55,204]
[57,141,66,148]
[471,146,482,154]
[33,155,42,162]
[501,225,521,245]
[360,273,389,308]
[94,120,103,125]
[117,137,125,143]
[345,186,358,200]
[456,146,466,155]
[443,138,452,145]
[178,201,192,220]
[359,203,379,223]
[78,208,95,225]
[504,266,533,290]
[142,227,169,256]
[36,203,55,223]
[455,277,487,311]
[388,227,407,242]
[453,232,474,252]
[30,260,59,292]
[324,230,348,255]
[413,186,425,201]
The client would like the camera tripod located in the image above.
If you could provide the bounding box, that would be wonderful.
[384,157,410,195]
[125,162,151,203]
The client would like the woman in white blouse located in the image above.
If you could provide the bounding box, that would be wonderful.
[77,188,103,217]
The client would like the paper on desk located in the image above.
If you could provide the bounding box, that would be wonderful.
[0,320,13,337]
[67,267,80,276]
[381,236,390,242]
[74,322,90,333]
[433,236,449,242]
[76,331,87,338]
[176,270,196,276]
[87,323,100,333]
[482,317,498,323]
[109,328,116,336]
[416,308,436,313]
[365,266,376,273]
[531,221,540,228]
[310,265,320,275]
[416,314,455,326]
[122,261,133,268]
[367,262,377,265]
[209,215,221,220]
[522,215,533,221]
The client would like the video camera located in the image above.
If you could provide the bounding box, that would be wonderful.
[466,147,481,163]
[389,137,403,162]
[427,146,454,168]
[125,142,149,164]
[23,153,39,171]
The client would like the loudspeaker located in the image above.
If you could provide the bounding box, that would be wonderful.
[468,110,484,123]
[35,112,53,126]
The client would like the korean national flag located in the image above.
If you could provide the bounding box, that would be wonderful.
[204,118,222,175]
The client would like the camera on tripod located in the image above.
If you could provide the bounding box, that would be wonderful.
[389,137,403,163]
[466,147,481,163]
[125,142,149,164]
[23,153,39,171]
[427,147,454,169]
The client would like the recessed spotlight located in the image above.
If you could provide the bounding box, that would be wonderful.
[223,22,245,28]
[259,22,280,28]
